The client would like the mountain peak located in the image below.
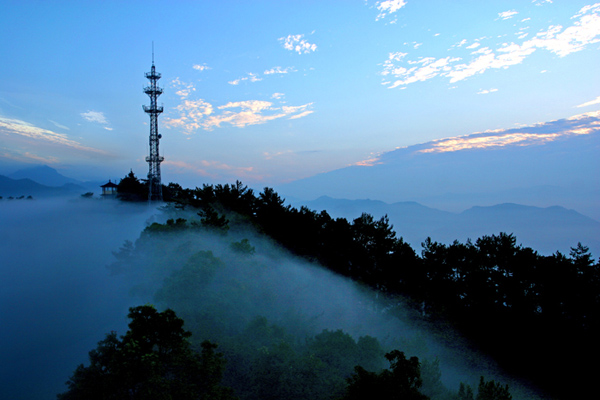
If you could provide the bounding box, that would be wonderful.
[8,165,81,187]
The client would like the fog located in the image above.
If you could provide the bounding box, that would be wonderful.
[0,198,158,400]
[1,197,542,399]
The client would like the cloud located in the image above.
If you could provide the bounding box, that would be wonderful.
[0,116,107,154]
[279,34,317,54]
[81,110,108,125]
[49,120,70,130]
[264,66,296,75]
[171,78,196,99]
[416,110,600,154]
[228,73,262,85]
[532,0,552,6]
[193,64,210,71]
[498,10,518,20]
[383,56,460,88]
[164,98,313,133]
[354,111,600,166]
[381,4,600,88]
[576,96,600,108]
[374,0,407,21]
[0,148,60,164]
[288,110,314,120]
[271,93,285,99]
[477,88,498,94]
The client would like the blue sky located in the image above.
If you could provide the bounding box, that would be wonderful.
[0,0,599,188]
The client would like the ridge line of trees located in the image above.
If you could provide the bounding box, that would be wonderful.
[114,176,599,399]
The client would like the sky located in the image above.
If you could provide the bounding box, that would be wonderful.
[0,0,599,189]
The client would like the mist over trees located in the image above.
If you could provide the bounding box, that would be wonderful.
[56,180,598,399]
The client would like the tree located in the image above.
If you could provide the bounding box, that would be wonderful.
[475,376,512,400]
[57,305,236,400]
[117,170,148,202]
[458,383,474,400]
[342,350,429,400]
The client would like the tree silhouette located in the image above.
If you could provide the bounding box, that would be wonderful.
[57,305,236,400]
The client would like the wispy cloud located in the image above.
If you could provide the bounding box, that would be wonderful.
[0,116,107,154]
[356,111,600,166]
[576,96,600,108]
[381,4,600,88]
[477,88,498,94]
[498,10,518,20]
[193,64,211,71]
[171,78,196,99]
[228,73,262,85]
[416,110,600,154]
[374,0,407,22]
[164,98,313,133]
[81,110,107,124]
[532,0,552,6]
[279,34,317,54]
[264,66,296,75]
[0,148,60,164]
[81,110,113,130]
[49,120,70,130]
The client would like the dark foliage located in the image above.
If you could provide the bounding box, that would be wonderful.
[342,350,429,400]
[57,305,236,400]
[117,171,148,202]
[113,179,598,399]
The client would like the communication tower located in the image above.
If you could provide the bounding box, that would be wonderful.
[143,50,164,201]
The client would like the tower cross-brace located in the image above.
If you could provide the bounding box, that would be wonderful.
[143,52,164,201]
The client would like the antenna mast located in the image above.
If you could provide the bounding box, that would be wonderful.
[143,44,164,201]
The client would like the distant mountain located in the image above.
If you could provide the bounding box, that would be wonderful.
[278,114,600,221]
[0,175,85,198]
[297,196,600,258]
[8,165,82,187]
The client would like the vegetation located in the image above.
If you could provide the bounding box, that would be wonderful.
[61,179,598,399]
[57,305,236,400]
[116,170,148,201]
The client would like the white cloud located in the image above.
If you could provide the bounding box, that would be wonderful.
[171,78,196,99]
[477,88,498,94]
[527,5,600,57]
[228,72,262,85]
[383,56,460,89]
[415,110,600,154]
[264,66,296,75]
[374,0,407,21]
[193,64,210,71]
[498,10,518,20]
[576,96,600,108]
[81,110,108,125]
[0,117,106,154]
[381,4,600,87]
[49,120,70,130]
[279,34,317,54]
[164,98,313,133]
[532,0,552,6]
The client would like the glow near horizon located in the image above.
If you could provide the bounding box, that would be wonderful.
[0,1,598,186]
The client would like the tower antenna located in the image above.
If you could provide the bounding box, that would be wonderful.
[143,46,164,201]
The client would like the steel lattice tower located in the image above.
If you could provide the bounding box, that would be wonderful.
[143,53,164,201]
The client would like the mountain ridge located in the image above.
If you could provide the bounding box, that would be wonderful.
[297,196,600,258]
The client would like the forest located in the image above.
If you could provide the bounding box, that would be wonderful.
[59,176,599,399]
